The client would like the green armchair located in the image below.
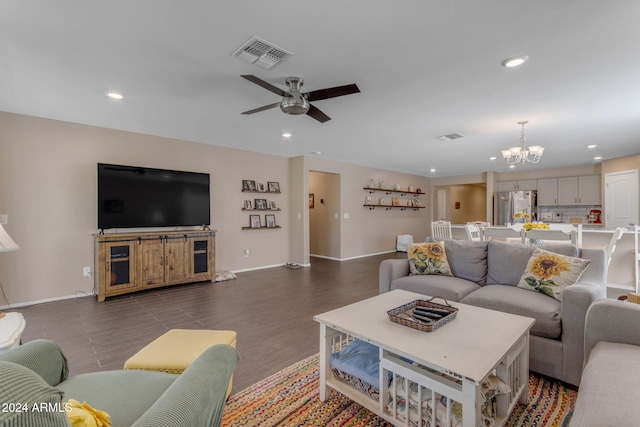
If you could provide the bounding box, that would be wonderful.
[0,339,238,427]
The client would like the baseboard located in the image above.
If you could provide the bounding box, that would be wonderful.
[310,249,397,262]
[0,291,92,310]
[232,263,310,273]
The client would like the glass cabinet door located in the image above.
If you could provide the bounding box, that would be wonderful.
[105,242,136,290]
[190,237,213,280]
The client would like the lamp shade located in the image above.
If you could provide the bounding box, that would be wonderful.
[0,223,19,252]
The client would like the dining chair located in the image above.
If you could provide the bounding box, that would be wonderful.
[469,221,491,228]
[605,227,627,266]
[482,226,522,242]
[463,224,481,241]
[523,228,577,245]
[431,220,452,240]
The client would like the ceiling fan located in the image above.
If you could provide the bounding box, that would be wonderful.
[240,75,360,123]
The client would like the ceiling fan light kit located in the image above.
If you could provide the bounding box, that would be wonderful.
[501,120,545,165]
[279,77,309,115]
[241,75,360,123]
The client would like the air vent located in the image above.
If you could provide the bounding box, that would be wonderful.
[435,133,465,141]
[232,36,293,70]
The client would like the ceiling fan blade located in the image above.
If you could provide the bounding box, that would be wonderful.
[306,104,331,123]
[241,75,286,97]
[304,83,360,102]
[241,102,281,115]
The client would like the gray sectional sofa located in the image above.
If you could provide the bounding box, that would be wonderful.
[570,299,640,427]
[379,240,607,386]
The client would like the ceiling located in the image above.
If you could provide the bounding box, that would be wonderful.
[1,1,639,177]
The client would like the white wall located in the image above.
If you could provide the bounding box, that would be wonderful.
[0,112,290,305]
[300,156,432,263]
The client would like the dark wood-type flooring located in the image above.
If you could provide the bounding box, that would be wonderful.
[17,253,402,395]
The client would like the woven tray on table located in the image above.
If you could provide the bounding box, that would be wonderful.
[387,296,458,332]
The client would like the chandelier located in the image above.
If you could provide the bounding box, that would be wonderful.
[501,121,544,165]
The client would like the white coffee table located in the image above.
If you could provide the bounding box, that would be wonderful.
[0,312,26,353]
[314,289,535,427]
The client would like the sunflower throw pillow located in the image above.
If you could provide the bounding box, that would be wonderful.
[408,241,453,276]
[517,248,592,301]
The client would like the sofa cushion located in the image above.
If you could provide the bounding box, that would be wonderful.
[407,242,453,276]
[443,239,488,285]
[391,275,481,302]
[570,341,640,427]
[0,361,70,427]
[486,241,579,286]
[59,370,177,427]
[460,285,561,339]
[517,248,592,301]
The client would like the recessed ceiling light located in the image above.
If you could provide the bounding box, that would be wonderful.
[586,144,597,149]
[282,132,292,138]
[311,151,322,155]
[509,165,516,168]
[489,156,497,160]
[106,91,124,100]
[501,55,529,68]
[430,168,436,173]
[594,156,603,160]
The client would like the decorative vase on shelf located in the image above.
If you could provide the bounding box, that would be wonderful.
[367,179,375,188]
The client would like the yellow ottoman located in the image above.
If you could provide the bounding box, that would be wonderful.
[124,329,237,397]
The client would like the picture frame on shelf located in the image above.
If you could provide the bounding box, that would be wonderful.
[265,214,276,228]
[250,215,261,228]
[244,200,253,210]
[269,200,278,210]
[254,199,268,210]
[257,182,266,192]
[242,180,256,191]
[268,181,280,192]
[309,193,315,208]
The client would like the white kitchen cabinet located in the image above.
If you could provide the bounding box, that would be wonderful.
[537,175,601,206]
[557,177,579,205]
[537,178,559,206]
[497,179,538,192]
[578,175,601,205]
[556,175,601,206]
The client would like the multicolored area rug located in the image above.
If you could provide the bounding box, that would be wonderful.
[222,354,576,427]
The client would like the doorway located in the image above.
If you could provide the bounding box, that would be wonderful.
[308,171,341,259]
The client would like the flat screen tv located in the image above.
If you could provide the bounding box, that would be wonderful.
[98,163,210,230]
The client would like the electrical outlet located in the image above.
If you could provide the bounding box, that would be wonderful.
[0,214,7,225]
[243,249,250,257]
[83,267,91,277]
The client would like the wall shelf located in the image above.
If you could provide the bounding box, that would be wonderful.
[242,180,281,229]
[364,204,425,211]
[242,226,282,230]
[363,187,424,196]
[241,189,281,194]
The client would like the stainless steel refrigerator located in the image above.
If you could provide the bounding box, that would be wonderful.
[494,190,537,225]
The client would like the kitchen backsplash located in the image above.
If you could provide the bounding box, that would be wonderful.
[538,205,602,223]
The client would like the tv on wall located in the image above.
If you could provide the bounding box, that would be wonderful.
[97,163,210,230]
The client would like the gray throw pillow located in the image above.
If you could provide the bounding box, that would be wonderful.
[443,240,488,285]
